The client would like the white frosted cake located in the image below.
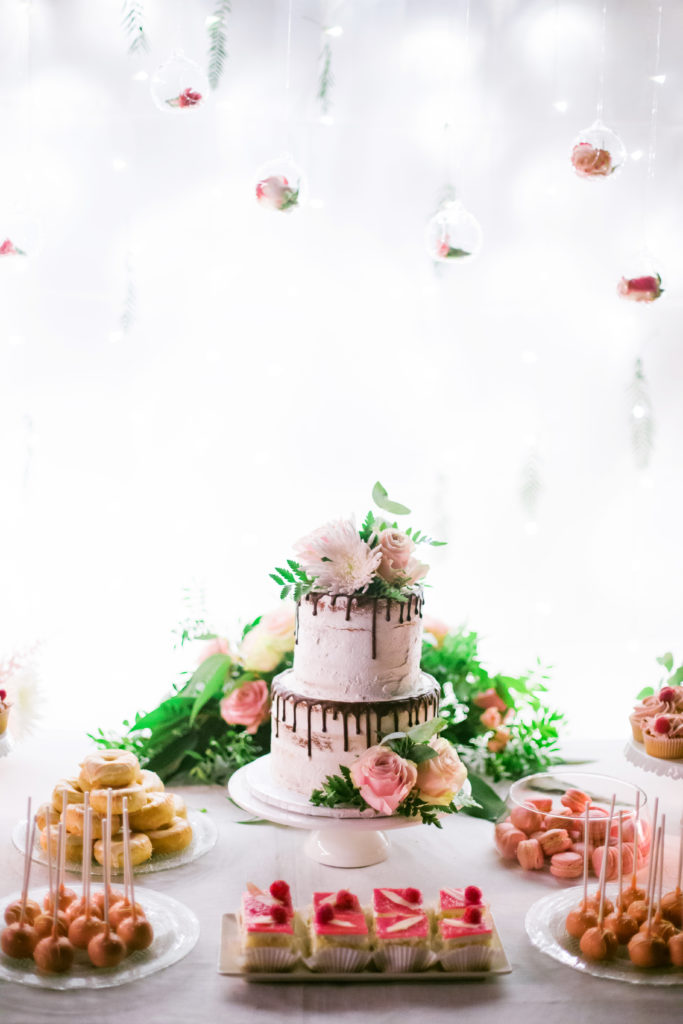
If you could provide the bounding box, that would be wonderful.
[270,589,440,795]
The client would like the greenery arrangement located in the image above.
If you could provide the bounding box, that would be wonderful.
[635,651,683,699]
[89,617,562,823]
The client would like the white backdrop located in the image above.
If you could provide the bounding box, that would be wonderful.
[1,0,682,741]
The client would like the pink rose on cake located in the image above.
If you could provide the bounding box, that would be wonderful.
[376,529,429,587]
[220,678,270,734]
[238,604,296,672]
[294,518,382,595]
[349,745,417,815]
[416,737,467,805]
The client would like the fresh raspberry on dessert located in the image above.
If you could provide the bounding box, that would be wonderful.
[0,690,6,701]
[335,890,355,911]
[315,904,334,925]
[405,888,421,904]
[659,687,676,703]
[270,880,291,904]
[653,716,671,734]
[463,905,482,924]
[464,885,483,905]
[270,905,288,924]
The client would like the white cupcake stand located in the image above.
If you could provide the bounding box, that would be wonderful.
[624,737,683,781]
[228,754,471,869]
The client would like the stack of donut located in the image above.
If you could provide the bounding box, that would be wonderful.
[494,787,651,881]
[36,750,193,869]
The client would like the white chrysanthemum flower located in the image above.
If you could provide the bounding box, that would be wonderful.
[294,518,382,596]
[0,654,43,741]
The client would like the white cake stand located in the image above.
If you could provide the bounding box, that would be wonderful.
[624,737,683,780]
[228,754,471,868]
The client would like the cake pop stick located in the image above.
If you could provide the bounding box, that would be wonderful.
[87,814,126,967]
[117,798,153,952]
[52,824,63,937]
[628,823,669,968]
[54,787,76,910]
[597,797,615,927]
[33,823,75,973]
[604,811,639,944]
[566,803,598,939]
[582,802,590,906]
[661,812,683,926]
[33,814,68,940]
[3,802,40,927]
[617,811,624,910]
[67,806,105,950]
[20,799,36,927]
[0,802,38,958]
[631,791,640,884]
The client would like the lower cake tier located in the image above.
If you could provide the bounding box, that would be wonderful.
[269,670,440,797]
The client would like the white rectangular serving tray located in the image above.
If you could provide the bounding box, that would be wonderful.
[218,913,512,983]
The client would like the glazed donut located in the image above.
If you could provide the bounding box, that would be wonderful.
[172,794,187,820]
[93,831,153,869]
[51,778,85,813]
[144,816,193,855]
[63,803,120,839]
[89,783,146,815]
[80,750,140,789]
[128,792,175,831]
[40,828,88,863]
[140,769,165,793]
[35,803,61,831]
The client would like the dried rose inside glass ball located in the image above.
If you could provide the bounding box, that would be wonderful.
[254,155,304,213]
[426,200,483,263]
[150,51,208,113]
[617,274,663,303]
[570,121,626,179]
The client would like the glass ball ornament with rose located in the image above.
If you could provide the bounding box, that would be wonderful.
[617,249,664,304]
[254,154,305,213]
[570,120,626,179]
[0,209,43,268]
[150,50,208,113]
[425,199,483,264]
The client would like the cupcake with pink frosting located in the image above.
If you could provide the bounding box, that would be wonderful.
[642,713,683,760]
[630,685,683,742]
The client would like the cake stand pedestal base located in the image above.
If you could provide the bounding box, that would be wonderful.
[303,828,389,867]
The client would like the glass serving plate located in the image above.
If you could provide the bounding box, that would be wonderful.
[0,885,199,990]
[12,808,217,877]
[525,884,683,986]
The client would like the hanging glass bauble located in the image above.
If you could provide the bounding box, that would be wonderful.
[254,154,304,213]
[617,249,664,304]
[570,120,626,179]
[150,50,208,113]
[425,199,483,263]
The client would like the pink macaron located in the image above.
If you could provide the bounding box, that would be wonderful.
[549,851,584,879]
[517,838,545,870]
[510,805,543,834]
[539,829,572,856]
[496,826,526,860]
[560,788,591,814]
[526,798,553,813]
[592,844,619,881]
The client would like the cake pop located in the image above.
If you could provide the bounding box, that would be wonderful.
[91,790,123,912]
[87,814,127,968]
[628,823,670,968]
[116,798,154,953]
[660,813,682,928]
[1,798,39,959]
[668,930,683,968]
[641,813,676,943]
[579,795,618,962]
[68,805,107,950]
[604,812,638,945]
[566,804,599,940]
[620,791,647,909]
[43,791,76,912]
[33,823,75,974]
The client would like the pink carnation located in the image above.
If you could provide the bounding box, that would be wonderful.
[416,737,467,805]
[349,745,417,815]
[220,678,270,734]
[473,688,508,714]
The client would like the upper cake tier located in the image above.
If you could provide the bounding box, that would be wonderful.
[293,590,424,702]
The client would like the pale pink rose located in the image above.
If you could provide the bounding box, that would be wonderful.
[473,688,508,714]
[487,726,511,753]
[480,706,502,730]
[423,616,449,646]
[571,142,612,178]
[378,529,414,573]
[416,737,467,805]
[260,605,296,653]
[197,636,231,665]
[239,626,283,673]
[220,678,270,734]
[402,555,429,586]
[349,745,417,815]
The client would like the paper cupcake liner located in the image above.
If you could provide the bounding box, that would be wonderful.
[373,945,436,973]
[439,945,495,972]
[304,947,374,973]
[629,716,644,744]
[642,734,683,760]
[240,946,300,973]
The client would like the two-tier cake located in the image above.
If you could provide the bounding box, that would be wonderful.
[268,494,442,798]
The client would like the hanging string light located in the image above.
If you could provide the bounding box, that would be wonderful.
[570,1,626,179]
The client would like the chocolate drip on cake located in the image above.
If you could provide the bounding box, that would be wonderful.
[371,597,377,659]
[272,679,440,760]
[385,599,392,621]
[298,589,423,661]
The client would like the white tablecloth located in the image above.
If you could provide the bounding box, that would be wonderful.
[1,732,681,1023]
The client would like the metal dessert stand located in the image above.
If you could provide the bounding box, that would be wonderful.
[228,753,471,868]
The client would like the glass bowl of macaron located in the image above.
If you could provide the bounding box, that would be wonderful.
[494,771,651,884]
